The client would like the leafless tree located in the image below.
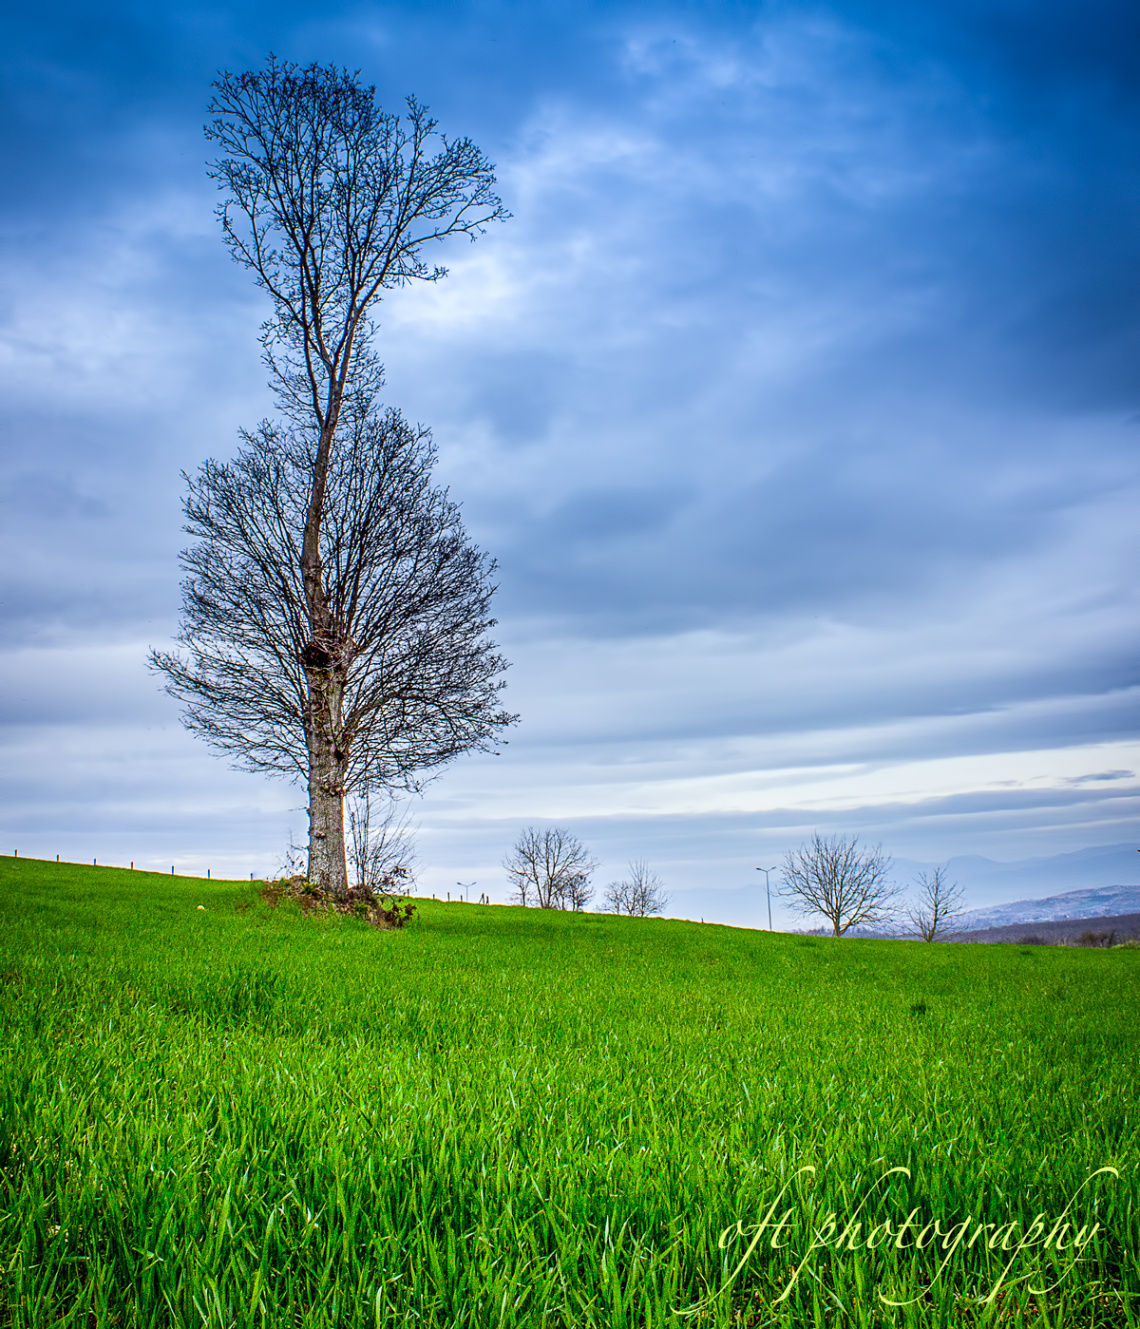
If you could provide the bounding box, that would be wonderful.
[780,833,900,936]
[906,867,964,941]
[151,403,515,894]
[156,59,509,893]
[504,827,596,910]
[603,860,670,916]
[347,790,418,894]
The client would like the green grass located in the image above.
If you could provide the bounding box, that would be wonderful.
[0,856,1137,1328]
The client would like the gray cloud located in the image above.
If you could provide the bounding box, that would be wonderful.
[1,0,1137,911]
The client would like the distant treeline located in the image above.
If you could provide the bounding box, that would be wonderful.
[944,911,1140,947]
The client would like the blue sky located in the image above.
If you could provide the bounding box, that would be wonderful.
[1,0,1138,923]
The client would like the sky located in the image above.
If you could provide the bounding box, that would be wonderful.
[1,0,1138,926]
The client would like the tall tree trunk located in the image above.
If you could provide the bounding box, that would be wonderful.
[307,737,349,895]
[305,674,350,896]
[301,407,349,894]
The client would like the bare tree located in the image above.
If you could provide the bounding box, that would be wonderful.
[561,872,595,913]
[603,861,670,916]
[151,402,515,894]
[177,58,509,893]
[906,867,964,941]
[504,827,596,910]
[347,791,418,894]
[780,833,900,936]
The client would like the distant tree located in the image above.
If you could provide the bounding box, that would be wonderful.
[603,861,670,916]
[561,870,596,913]
[155,58,509,895]
[780,833,899,936]
[151,403,515,896]
[906,867,964,941]
[504,827,596,910]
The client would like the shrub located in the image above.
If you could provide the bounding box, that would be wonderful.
[259,877,416,929]
[1076,929,1116,948]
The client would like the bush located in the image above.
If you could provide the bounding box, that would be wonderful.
[259,877,416,929]
[1076,929,1116,948]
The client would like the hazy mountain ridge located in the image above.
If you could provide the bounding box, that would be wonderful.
[954,885,1140,931]
[897,843,1139,911]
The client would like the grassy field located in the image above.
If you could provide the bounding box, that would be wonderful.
[0,856,1137,1328]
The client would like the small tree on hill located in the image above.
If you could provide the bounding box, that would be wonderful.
[906,867,964,941]
[603,861,670,916]
[504,827,596,910]
[780,833,899,936]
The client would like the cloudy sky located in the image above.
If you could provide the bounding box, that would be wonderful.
[2,0,1138,924]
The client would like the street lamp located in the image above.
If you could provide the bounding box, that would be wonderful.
[756,866,777,931]
[457,880,476,903]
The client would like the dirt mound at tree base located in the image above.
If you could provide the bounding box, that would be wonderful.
[259,877,416,929]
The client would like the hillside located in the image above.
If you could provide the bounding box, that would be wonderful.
[949,911,1140,946]
[1,855,1137,1327]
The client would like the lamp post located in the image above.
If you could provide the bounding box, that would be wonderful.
[457,880,475,903]
[756,866,777,931]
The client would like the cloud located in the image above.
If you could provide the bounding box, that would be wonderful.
[0,0,1137,910]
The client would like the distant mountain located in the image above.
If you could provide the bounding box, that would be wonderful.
[955,884,1140,931]
[892,843,1139,913]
